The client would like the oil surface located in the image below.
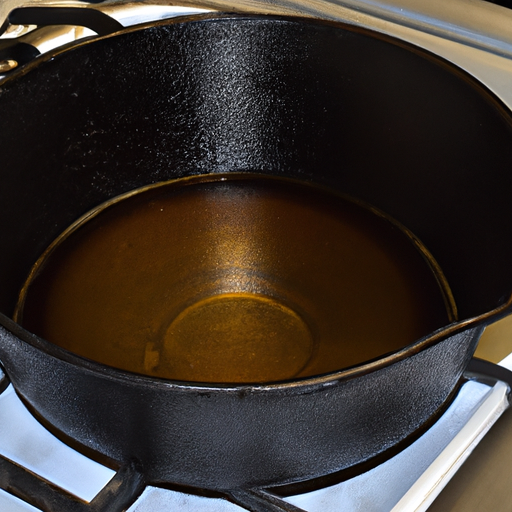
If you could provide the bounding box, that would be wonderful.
[17,174,453,383]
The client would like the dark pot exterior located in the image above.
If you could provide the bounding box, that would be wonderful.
[0,317,481,490]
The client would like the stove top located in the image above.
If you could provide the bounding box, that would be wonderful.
[0,361,509,512]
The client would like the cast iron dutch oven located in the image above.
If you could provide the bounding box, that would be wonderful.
[1,11,512,500]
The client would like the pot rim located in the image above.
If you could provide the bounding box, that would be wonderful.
[2,299,511,394]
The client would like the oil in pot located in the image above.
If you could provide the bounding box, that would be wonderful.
[15,174,455,383]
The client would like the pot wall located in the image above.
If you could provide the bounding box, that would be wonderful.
[0,318,480,490]
[0,16,511,319]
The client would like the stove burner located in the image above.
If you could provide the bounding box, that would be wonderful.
[0,361,509,512]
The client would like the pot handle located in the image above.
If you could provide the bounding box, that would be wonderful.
[227,488,307,512]
[0,2,123,71]
[5,6,123,36]
[0,0,120,35]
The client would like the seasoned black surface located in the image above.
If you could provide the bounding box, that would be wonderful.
[0,316,478,489]
[0,15,511,320]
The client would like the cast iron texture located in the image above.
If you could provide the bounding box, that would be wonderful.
[0,15,512,320]
[0,14,511,490]
[0,316,479,490]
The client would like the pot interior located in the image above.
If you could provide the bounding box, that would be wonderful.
[14,173,452,383]
[1,14,512,372]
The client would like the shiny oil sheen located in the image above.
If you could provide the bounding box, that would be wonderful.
[16,174,452,383]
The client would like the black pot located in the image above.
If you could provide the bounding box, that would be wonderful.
[0,13,512,497]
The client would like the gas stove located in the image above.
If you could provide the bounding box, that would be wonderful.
[0,358,510,512]
[1,1,512,511]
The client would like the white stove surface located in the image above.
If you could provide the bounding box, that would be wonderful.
[0,363,509,512]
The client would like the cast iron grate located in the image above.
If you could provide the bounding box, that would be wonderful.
[0,457,304,512]
[0,457,145,512]
[0,360,510,512]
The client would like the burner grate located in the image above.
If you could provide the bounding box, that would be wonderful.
[0,362,509,512]
[0,457,144,512]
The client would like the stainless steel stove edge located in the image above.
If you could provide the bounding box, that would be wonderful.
[2,1,512,111]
